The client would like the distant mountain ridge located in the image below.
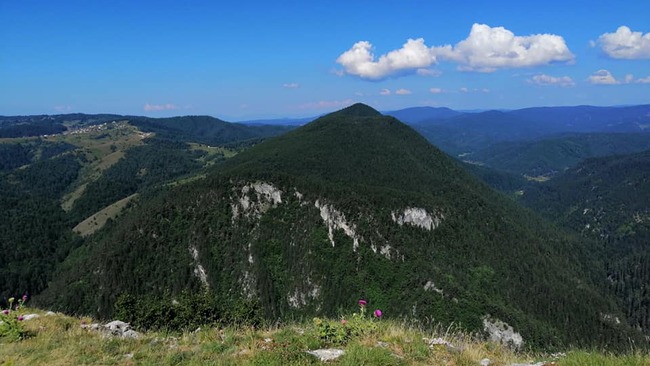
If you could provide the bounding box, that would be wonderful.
[0,113,293,144]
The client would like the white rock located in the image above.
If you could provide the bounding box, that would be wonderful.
[480,358,491,366]
[22,313,40,321]
[105,320,130,332]
[391,207,443,231]
[482,317,523,349]
[306,349,345,362]
[122,329,141,339]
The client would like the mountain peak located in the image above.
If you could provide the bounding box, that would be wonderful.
[328,103,382,118]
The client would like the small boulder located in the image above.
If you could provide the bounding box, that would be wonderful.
[306,349,345,362]
[22,314,40,321]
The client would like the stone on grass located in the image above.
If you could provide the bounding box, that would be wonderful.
[306,349,345,362]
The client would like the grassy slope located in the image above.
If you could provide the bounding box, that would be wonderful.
[1,308,648,366]
[72,194,139,237]
[54,121,150,211]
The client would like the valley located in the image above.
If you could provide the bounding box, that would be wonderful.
[1,103,650,355]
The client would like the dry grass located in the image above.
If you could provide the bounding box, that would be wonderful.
[2,309,649,366]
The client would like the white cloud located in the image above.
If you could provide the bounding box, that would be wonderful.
[588,69,620,85]
[144,103,178,111]
[429,88,444,94]
[459,87,489,93]
[379,88,391,95]
[336,24,574,79]
[395,88,412,95]
[597,26,650,59]
[283,83,300,88]
[588,70,650,85]
[336,38,436,80]
[434,24,574,72]
[529,74,575,87]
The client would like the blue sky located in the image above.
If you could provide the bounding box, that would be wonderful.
[1,1,648,120]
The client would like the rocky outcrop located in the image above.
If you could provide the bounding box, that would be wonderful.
[315,200,360,250]
[482,317,523,349]
[391,207,443,231]
[81,320,141,339]
[231,182,283,220]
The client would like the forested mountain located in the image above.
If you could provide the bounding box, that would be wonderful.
[128,116,293,145]
[36,104,643,349]
[521,150,650,334]
[0,114,285,306]
[468,132,650,178]
[407,105,650,156]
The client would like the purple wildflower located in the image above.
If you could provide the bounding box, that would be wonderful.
[358,299,367,307]
[374,309,382,318]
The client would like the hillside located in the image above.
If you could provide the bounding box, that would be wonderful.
[0,117,255,303]
[468,132,650,178]
[521,150,650,334]
[38,104,643,349]
[2,307,647,366]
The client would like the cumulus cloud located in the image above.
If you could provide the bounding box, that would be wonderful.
[435,23,574,72]
[429,88,443,94]
[588,69,620,85]
[529,74,575,87]
[283,83,300,88]
[144,103,178,111]
[379,88,391,95]
[597,26,650,59]
[637,76,650,84]
[336,38,436,80]
[395,88,412,95]
[336,23,574,79]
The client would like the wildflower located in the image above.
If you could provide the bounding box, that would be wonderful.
[17,315,24,321]
[8,297,14,304]
[341,319,348,325]
[358,299,367,307]
[22,294,28,302]
[2,309,9,315]
[374,309,383,318]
